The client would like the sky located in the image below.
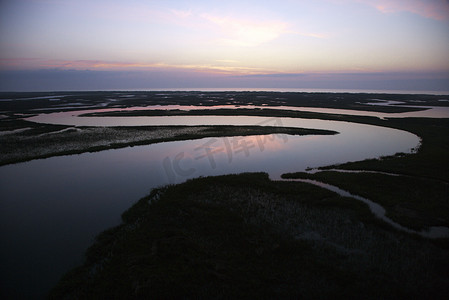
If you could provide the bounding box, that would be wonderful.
[0,0,448,92]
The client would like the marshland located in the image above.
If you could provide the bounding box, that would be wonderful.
[1,91,448,299]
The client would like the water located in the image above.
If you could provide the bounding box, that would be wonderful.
[0,113,423,299]
[27,103,449,125]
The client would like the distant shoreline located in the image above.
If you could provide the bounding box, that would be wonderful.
[1,88,449,95]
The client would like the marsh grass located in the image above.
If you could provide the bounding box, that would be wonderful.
[281,116,449,236]
[282,171,449,231]
[51,173,449,299]
[2,91,441,115]
[0,119,335,166]
[318,117,449,181]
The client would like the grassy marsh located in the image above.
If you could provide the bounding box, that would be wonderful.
[2,91,443,115]
[282,116,449,234]
[50,173,449,299]
[0,119,335,166]
[2,91,448,298]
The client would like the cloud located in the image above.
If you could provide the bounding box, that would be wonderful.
[170,9,192,19]
[0,58,157,70]
[358,0,449,21]
[215,59,240,64]
[0,58,273,75]
[200,13,290,47]
[200,12,327,47]
[286,30,329,39]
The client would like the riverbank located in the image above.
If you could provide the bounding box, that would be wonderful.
[50,173,449,299]
[282,117,449,233]
[0,106,427,166]
[0,119,336,166]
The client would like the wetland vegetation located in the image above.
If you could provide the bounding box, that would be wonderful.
[282,117,449,235]
[0,119,335,166]
[1,91,448,299]
[50,173,449,299]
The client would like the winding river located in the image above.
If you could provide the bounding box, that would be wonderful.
[0,105,446,298]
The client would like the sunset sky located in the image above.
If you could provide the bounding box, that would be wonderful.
[1,0,448,92]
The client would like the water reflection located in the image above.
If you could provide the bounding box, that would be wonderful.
[162,134,290,183]
[27,103,449,126]
[1,113,422,298]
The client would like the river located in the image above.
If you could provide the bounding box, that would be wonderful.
[0,107,435,299]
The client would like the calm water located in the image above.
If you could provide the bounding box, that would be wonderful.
[0,113,421,299]
[27,103,449,125]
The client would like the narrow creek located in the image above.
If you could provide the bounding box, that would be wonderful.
[281,178,449,239]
